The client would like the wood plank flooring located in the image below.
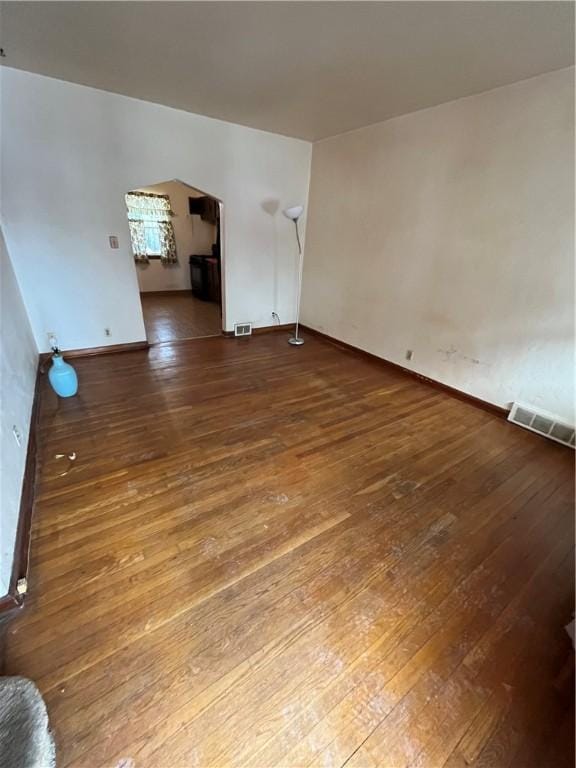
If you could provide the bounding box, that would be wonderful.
[140,292,221,342]
[2,333,574,768]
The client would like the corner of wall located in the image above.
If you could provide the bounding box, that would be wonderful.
[0,226,39,596]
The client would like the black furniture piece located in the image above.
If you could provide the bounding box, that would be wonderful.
[189,255,220,303]
[189,255,208,299]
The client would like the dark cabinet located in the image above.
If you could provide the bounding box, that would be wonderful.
[205,258,220,303]
[189,255,220,304]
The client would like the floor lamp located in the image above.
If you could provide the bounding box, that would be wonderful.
[283,205,305,346]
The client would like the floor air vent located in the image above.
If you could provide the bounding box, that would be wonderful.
[234,322,252,337]
[508,403,575,448]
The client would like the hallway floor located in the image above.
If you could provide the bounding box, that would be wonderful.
[141,292,221,343]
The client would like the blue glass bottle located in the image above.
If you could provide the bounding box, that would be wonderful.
[48,354,78,398]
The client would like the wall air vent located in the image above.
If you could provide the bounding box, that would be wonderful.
[508,403,574,448]
[234,322,253,337]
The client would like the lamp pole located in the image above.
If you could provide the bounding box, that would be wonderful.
[283,205,305,346]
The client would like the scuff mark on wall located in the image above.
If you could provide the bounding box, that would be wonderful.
[437,346,490,367]
[460,353,490,366]
[437,345,458,361]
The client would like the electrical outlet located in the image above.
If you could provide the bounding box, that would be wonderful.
[47,331,58,349]
[12,425,22,447]
[405,349,413,361]
[109,236,119,249]
[105,328,111,337]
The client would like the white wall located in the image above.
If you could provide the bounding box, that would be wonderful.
[0,69,311,350]
[0,227,38,595]
[302,68,575,422]
[133,181,216,293]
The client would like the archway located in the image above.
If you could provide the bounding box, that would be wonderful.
[125,178,224,343]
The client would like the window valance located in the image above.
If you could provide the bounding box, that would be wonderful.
[125,192,174,222]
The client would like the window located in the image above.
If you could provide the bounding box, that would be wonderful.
[125,192,177,264]
[141,222,162,257]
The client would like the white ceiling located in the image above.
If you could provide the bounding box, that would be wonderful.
[1,1,573,141]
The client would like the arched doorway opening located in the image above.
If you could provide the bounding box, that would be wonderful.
[125,178,224,343]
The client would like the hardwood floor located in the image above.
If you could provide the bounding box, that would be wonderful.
[140,292,221,343]
[2,333,574,768]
